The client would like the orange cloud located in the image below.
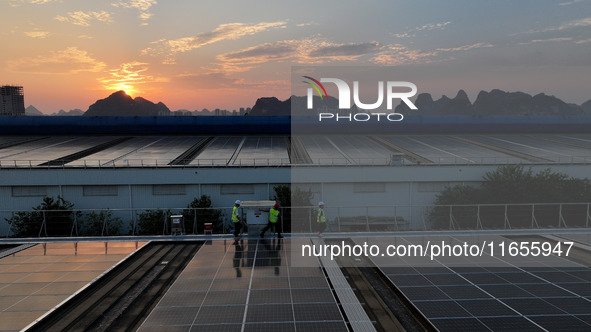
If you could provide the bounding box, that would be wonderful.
[7,47,106,74]
[142,21,287,64]
[55,11,112,27]
[112,0,157,24]
[372,44,439,65]
[24,30,50,38]
[98,61,169,95]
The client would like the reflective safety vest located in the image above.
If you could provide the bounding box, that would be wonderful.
[232,206,240,222]
[317,208,326,223]
[269,208,279,223]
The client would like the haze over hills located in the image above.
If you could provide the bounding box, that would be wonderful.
[24,89,591,116]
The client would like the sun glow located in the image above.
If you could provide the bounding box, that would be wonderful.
[109,83,136,97]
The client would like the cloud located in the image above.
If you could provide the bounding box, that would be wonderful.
[518,37,573,45]
[112,0,157,24]
[514,17,591,35]
[416,21,451,31]
[371,44,439,65]
[217,38,383,72]
[390,32,415,38]
[55,11,113,27]
[436,42,494,52]
[575,37,591,43]
[24,30,50,38]
[97,61,169,94]
[142,21,287,64]
[308,42,382,59]
[558,0,587,5]
[555,17,591,30]
[391,21,451,39]
[296,22,319,27]
[9,0,62,6]
[7,47,106,74]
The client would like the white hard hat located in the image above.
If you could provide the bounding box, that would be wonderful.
[235,200,241,205]
[318,201,324,206]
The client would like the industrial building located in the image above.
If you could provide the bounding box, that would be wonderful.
[0,116,591,234]
[1,115,591,331]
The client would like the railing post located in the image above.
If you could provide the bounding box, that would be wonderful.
[365,207,370,232]
[193,209,197,234]
[449,206,454,230]
[337,207,341,232]
[70,212,78,237]
[559,203,567,228]
[39,210,47,237]
[531,204,539,228]
[586,203,590,228]
[504,204,511,229]
[101,212,107,236]
[394,205,399,232]
[309,207,312,233]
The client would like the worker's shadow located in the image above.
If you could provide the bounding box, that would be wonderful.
[233,239,244,278]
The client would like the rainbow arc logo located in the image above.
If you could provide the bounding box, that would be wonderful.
[302,76,328,100]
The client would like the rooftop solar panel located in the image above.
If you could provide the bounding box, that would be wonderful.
[359,234,591,331]
[138,238,349,331]
[0,241,146,331]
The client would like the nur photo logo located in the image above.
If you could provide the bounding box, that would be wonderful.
[303,76,418,122]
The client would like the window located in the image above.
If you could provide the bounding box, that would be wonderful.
[83,185,118,196]
[353,182,386,193]
[221,184,254,195]
[12,186,47,197]
[153,184,186,195]
[418,182,450,192]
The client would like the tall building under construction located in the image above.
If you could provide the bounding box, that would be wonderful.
[0,85,25,116]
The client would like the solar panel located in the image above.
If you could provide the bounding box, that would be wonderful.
[138,239,349,331]
[361,234,591,331]
[0,241,147,331]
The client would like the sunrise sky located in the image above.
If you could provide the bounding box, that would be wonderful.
[1,0,590,114]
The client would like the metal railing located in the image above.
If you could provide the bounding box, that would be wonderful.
[2,203,590,238]
[1,155,591,169]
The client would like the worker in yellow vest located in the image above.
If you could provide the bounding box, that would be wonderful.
[317,201,326,236]
[232,200,242,240]
[260,203,283,238]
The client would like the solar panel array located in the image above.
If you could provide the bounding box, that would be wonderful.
[1,133,591,166]
[0,241,146,331]
[139,238,349,332]
[360,234,591,331]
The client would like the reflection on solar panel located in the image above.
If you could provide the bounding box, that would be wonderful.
[0,241,146,331]
[358,235,591,331]
[139,238,348,331]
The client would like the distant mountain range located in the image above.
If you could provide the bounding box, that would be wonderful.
[250,89,591,116]
[24,89,591,116]
[25,105,84,116]
[394,89,589,116]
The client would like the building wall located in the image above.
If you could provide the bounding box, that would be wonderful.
[1,164,590,234]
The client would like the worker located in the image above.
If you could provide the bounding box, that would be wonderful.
[317,201,326,236]
[260,203,283,238]
[232,200,242,240]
